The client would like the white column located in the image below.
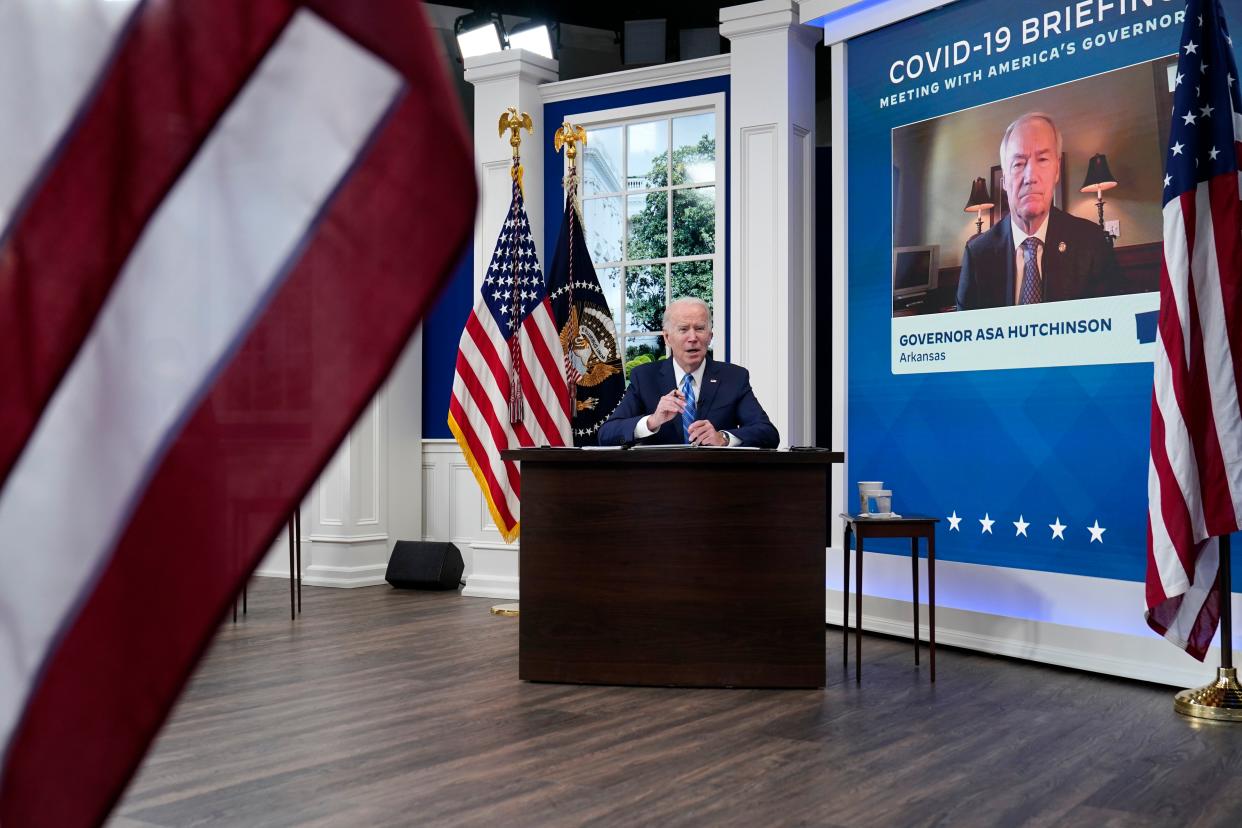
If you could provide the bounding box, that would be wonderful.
[464,50,559,292]
[721,0,819,446]
[453,50,558,600]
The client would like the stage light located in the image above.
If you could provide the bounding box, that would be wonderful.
[455,12,505,60]
[963,176,994,237]
[507,21,555,60]
[623,19,667,66]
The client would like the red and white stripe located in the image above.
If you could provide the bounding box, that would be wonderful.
[0,2,475,825]
[1146,128,1242,662]
[448,293,571,543]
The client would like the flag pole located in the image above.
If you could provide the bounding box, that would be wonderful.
[554,122,587,408]
[490,107,534,620]
[1174,535,1242,720]
[499,107,532,426]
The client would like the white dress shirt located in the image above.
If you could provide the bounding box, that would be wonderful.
[633,360,739,446]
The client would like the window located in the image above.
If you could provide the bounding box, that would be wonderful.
[570,96,725,378]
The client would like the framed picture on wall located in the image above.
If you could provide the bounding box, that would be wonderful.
[989,153,1067,228]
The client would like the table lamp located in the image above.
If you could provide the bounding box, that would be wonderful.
[963,176,994,236]
[1080,153,1118,244]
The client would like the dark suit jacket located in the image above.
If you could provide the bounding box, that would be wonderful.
[597,358,780,448]
[956,207,1120,310]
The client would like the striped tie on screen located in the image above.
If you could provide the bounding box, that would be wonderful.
[1019,237,1043,304]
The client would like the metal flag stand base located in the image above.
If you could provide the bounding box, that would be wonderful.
[1175,534,1242,722]
[1174,667,1242,721]
[490,602,520,617]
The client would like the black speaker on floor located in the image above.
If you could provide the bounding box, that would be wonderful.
[385,541,464,590]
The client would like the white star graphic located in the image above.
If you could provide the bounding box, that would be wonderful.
[1175,72,1185,87]
[1049,518,1067,540]
[1172,142,1185,156]
[1185,40,1199,55]
[1231,74,1237,87]
[1201,62,1209,74]
[1201,103,1215,117]
[1210,146,1221,161]
[1164,174,1173,188]
[980,513,995,534]
[1183,111,1197,126]
[947,511,962,531]
[1013,515,1030,537]
[1087,520,1107,544]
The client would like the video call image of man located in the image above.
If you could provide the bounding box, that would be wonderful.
[598,297,780,448]
[956,112,1120,311]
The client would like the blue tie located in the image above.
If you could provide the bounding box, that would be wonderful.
[681,372,696,443]
[1019,237,1042,304]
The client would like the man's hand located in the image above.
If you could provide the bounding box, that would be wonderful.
[687,420,727,446]
[646,388,686,431]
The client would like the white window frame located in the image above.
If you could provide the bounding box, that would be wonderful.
[564,92,727,359]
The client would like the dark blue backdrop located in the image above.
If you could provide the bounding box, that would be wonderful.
[847,0,1242,585]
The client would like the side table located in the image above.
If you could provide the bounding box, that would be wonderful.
[840,513,940,682]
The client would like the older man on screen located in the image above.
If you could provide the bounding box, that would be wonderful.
[598,297,779,448]
[956,112,1120,310]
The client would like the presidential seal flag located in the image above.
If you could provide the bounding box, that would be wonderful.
[0,1,475,825]
[448,151,573,543]
[548,131,624,445]
[1145,0,1242,660]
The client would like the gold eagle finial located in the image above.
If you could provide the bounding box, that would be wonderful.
[498,107,533,193]
[498,107,533,156]
[553,122,588,166]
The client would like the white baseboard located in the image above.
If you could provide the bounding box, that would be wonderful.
[301,563,387,588]
[462,573,519,600]
[825,548,1240,689]
[252,567,291,580]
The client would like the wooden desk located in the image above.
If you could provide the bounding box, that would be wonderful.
[841,513,939,682]
[506,448,841,689]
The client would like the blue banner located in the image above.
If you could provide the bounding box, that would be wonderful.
[847,0,1242,581]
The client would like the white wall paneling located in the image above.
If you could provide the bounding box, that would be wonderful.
[255,329,423,589]
[721,0,820,447]
[830,40,849,592]
[421,439,515,599]
[541,54,731,103]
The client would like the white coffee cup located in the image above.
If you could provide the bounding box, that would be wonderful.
[861,488,888,514]
[857,481,882,513]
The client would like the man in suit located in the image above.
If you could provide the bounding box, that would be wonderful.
[598,297,779,448]
[957,112,1120,310]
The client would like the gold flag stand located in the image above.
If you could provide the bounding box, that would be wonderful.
[1174,534,1242,721]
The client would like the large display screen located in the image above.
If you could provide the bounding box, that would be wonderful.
[847,0,1240,582]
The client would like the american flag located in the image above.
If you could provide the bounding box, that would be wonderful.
[1146,0,1242,660]
[0,2,474,825]
[449,168,573,542]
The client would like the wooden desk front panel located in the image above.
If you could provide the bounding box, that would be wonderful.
[519,459,826,688]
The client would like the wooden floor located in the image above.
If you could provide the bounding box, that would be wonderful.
[112,578,1242,828]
